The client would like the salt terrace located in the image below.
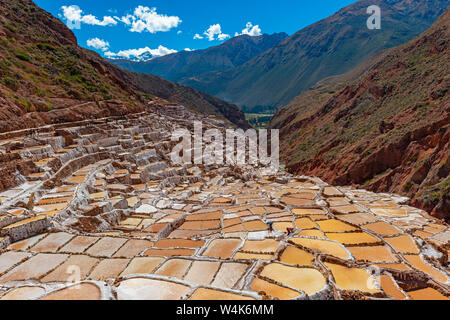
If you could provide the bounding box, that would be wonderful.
[0,105,448,300]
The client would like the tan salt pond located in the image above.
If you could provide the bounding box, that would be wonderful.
[281,197,313,207]
[154,259,192,278]
[179,220,220,230]
[154,239,205,249]
[279,246,314,266]
[383,235,419,254]
[0,286,46,300]
[120,257,165,276]
[407,287,449,300]
[325,263,379,294]
[251,278,301,300]
[348,246,397,263]
[243,220,268,231]
[260,263,326,295]
[117,278,191,300]
[211,262,248,289]
[326,232,380,245]
[144,248,195,257]
[189,288,254,300]
[272,222,294,232]
[317,219,358,232]
[183,260,221,285]
[40,283,101,300]
[240,239,280,253]
[186,211,222,220]
[289,238,351,260]
[202,239,242,258]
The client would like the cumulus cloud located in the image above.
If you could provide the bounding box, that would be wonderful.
[60,5,181,33]
[235,22,262,37]
[104,45,177,60]
[86,38,110,51]
[123,6,181,33]
[196,24,230,41]
[61,5,117,27]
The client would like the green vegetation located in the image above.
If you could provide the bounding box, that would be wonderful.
[15,52,31,62]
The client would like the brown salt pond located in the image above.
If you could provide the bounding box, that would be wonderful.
[144,248,196,257]
[272,222,294,232]
[202,239,242,258]
[295,217,318,230]
[179,220,221,230]
[325,232,380,245]
[117,278,191,300]
[316,219,358,233]
[337,212,379,226]
[292,208,326,216]
[243,220,268,231]
[407,287,449,300]
[279,246,314,266]
[348,246,398,263]
[383,235,420,254]
[186,211,222,220]
[289,238,351,260]
[325,263,379,294]
[260,263,326,295]
[251,278,301,300]
[189,288,254,300]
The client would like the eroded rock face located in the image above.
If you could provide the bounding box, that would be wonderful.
[0,107,448,301]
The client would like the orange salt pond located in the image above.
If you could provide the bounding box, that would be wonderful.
[154,259,192,278]
[189,288,254,300]
[348,246,397,263]
[290,238,351,260]
[337,212,378,226]
[383,235,419,254]
[404,254,449,284]
[279,246,314,266]
[202,239,242,258]
[272,221,294,232]
[117,278,191,300]
[407,287,449,300]
[297,229,326,239]
[326,232,379,245]
[243,220,268,231]
[251,278,301,300]
[186,211,222,220]
[316,219,358,232]
[363,221,402,236]
[295,217,318,229]
[379,274,407,300]
[325,263,379,294]
[179,220,220,230]
[233,252,274,260]
[260,263,326,295]
[240,239,280,253]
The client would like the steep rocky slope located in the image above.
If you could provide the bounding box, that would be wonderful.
[182,0,448,111]
[109,32,288,84]
[0,0,249,132]
[270,8,450,220]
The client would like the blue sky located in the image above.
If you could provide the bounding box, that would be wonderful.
[34,0,357,59]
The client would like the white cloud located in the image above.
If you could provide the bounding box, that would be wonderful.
[177,30,182,35]
[104,45,177,61]
[125,6,181,33]
[199,24,230,41]
[184,48,192,51]
[87,38,110,51]
[235,22,262,37]
[61,5,117,27]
